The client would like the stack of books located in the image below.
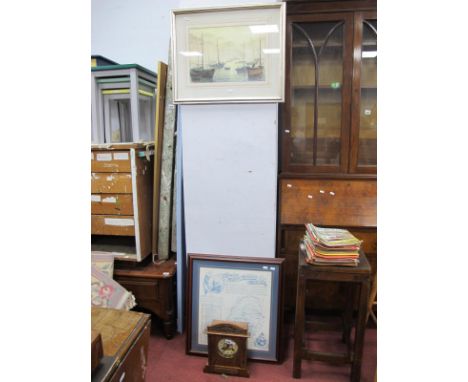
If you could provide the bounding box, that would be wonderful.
[302,223,362,267]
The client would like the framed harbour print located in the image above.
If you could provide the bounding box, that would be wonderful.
[171,3,286,104]
[186,254,284,362]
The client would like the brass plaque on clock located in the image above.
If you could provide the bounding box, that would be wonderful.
[203,320,249,378]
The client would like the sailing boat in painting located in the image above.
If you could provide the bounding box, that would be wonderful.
[209,40,225,69]
[247,39,264,81]
[187,26,268,83]
[190,34,215,82]
[235,43,248,75]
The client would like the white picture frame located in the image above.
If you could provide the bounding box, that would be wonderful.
[171,3,286,104]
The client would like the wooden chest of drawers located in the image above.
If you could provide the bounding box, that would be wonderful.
[91,143,154,262]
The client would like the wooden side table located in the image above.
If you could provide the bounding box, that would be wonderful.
[293,248,371,382]
[113,258,176,339]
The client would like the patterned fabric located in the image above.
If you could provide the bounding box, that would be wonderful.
[91,265,136,310]
[91,251,115,277]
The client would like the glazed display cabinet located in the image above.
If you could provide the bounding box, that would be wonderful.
[279,0,377,312]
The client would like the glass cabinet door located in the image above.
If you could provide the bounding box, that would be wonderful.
[282,13,353,174]
[350,12,377,173]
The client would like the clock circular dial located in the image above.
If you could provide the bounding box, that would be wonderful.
[217,338,239,359]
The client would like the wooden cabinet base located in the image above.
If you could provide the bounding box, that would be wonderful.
[114,258,176,339]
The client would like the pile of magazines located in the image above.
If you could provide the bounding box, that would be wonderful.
[302,223,362,267]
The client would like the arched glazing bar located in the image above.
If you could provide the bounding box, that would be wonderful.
[363,20,377,35]
[292,22,344,165]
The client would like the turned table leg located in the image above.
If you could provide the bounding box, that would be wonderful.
[350,279,370,382]
[162,318,174,339]
[293,274,306,378]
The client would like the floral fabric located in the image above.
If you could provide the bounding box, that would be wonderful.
[91,265,136,310]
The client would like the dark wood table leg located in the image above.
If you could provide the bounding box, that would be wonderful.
[161,279,175,339]
[162,320,173,339]
[350,279,370,382]
[162,316,175,339]
[293,274,306,378]
[342,283,354,346]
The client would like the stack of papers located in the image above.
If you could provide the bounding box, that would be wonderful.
[302,223,362,267]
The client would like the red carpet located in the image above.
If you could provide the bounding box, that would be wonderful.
[145,321,376,382]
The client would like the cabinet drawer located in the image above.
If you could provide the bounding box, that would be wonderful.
[91,173,133,194]
[115,279,159,301]
[91,194,134,215]
[91,151,131,172]
[91,215,135,236]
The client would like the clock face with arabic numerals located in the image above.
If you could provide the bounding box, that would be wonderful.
[217,338,239,359]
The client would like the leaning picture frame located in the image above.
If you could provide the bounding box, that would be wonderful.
[186,254,284,362]
[171,3,286,104]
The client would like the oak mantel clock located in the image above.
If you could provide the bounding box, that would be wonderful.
[203,320,249,378]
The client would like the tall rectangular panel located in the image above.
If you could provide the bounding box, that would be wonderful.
[181,103,278,258]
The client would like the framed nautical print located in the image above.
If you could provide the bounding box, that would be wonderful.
[171,3,286,104]
[186,254,284,362]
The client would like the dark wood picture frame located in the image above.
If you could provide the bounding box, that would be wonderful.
[186,254,284,363]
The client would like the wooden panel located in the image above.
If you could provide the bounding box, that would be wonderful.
[91,215,135,236]
[280,178,376,227]
[114,258,177,278]
[287,0,377,15]
[152,61,168,255]
[91,330,103,373]
[283,229,304,252]
[91,194,134,215]
[91,150,131,173]
[305,281,345,310]
[349,228,377,254]
[91,307,150,359]
[91,173,133,194]
[108,321,150,382]
[91,307,150,382]
[116,279,159,301]
[135,153,154,260]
